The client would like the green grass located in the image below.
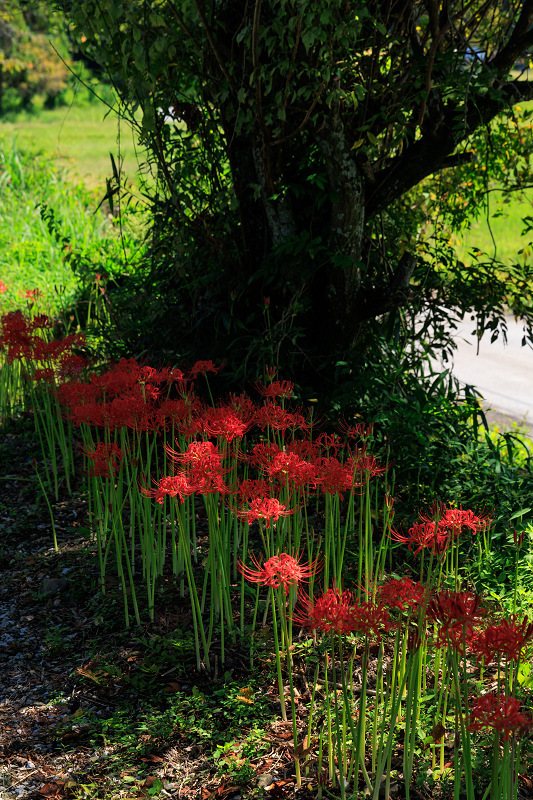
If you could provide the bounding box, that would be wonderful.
[452,188,533,264]
[0,104,143,192]
[0,136,144,318]
[450,96,533,264]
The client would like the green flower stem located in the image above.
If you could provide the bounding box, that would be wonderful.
[449,650,475,800]
[269,587,287,721]
[329,637,346,800]
[324,654,334,783]
[32,459,58,551]
[276,587,300,786]
[305,662,320,776]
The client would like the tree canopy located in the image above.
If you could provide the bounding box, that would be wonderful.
[0,0,72,112]
[58,0,533,387]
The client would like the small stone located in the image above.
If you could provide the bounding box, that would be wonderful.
[257,773,275,789]
[40,578,69,598]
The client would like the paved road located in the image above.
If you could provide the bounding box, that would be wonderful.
[444,315,533,432]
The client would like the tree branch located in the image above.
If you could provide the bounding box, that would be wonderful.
[366,79,533,218]
[490,0,533,74]
[192,0,238,93]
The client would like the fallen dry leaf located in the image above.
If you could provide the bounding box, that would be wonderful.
[38,782,64,798]
[430,722,446,742]
[164,681,182,693]
[267,779,293,797]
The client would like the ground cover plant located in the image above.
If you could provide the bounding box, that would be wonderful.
[1,303,533,800]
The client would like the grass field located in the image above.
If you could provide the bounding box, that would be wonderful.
[0,114,145,317]
[0,104,143,193]
[453,188,533,264]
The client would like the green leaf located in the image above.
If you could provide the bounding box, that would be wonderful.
[301,30,315,50]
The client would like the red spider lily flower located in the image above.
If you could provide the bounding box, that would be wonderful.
[0,310,31,342]
[292,587,356,635]
[239,497,296,528]
[228,392,257,418]
[57,381,107,427]
[30,314,54,331]
[0,280,7,294]
[431,505,492,536]
[354,454,387,481]
[248,441,283,468]
[6,342,34,362]
[350,600,392,640]
[72,401,108,428]
[189,360,223,380]
[58,353,90,379]
[33,367,55,384]
[189,469,230,496]
[23,288,42,301]
[287,439,320,460]
[471,615,533,664]
[167,440,225,469]
[338,420,374,441]
[166,441,231,494]
[314,456,364,499]
[82,442,123,478]
[316,432,344,455]
[388,520,457,556]
[376,577,428,612]
[0,311,35,361]
[107,395,160,433]
[160,395,203,437]
[433,622,477,654]
[254,402,309,434]
[140,474,193,505]
[255,380,294,400]
[201,404,251,442]
[91,359,146,397]
[467,694,532,741]
[417,503,492,536]
[427,591,486,652]
[238,552,320,594]
[32,333,85,364]
[237,478,271,502]
[265,450,319,489]
[159,397,200,427]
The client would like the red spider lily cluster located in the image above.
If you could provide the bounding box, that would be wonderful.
[4,308,533,794]
[468,694,533,740]
[83,442,124,478]
[288,587,391,638]
[292,587,362,635]
[389,504,492,555]
[427,590,487,653]
[376,576,427,611]
[470,615,533,663]
[0,310,86,372]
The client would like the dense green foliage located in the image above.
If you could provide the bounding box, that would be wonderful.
[0,0,114,114]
